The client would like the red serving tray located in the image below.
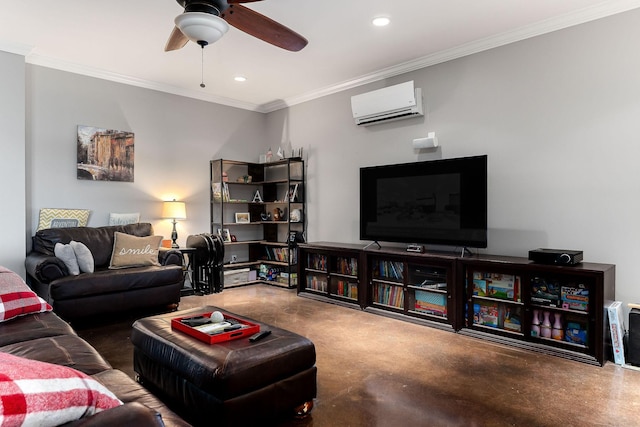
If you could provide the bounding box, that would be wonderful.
[171,311,260,344]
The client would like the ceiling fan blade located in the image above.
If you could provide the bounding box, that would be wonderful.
[222,4,307,52]
[227,0,263,3]
[165,26,189,51]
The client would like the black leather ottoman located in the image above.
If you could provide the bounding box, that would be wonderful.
[131,306,317,426]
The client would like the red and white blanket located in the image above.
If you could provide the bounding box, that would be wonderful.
[0,266,51,322]
[0,352,122,427]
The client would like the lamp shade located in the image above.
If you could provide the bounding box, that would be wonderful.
[162,200,186,220]
[175,12,229,45]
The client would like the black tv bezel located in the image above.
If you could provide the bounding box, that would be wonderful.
[359,155,488,249]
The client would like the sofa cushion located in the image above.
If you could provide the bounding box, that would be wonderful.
[109,233,162,269]
[0,334,112,375]
[0,266,52,322]
[0,311,76,348]
[0,352,122,427]
[71,240,95,273]
[55,243,81,275]
[92,370,191,427]
[48,265,183,301]
[32,223,154,268]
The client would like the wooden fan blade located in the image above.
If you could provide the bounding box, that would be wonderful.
[222,4,307,52]
[165,26,189,51]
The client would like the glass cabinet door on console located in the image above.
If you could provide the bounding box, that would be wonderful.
[461,256,613,366]
[528,274,593,352]
[367,254,455,328]
[406,264,448,320]
[467,270,524,336]
[370,258,405,311]
[304,252,328,293]
[329,256,359,302]
[298,244,363,308]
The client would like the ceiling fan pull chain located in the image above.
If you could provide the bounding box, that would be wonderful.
[199,40,208,88]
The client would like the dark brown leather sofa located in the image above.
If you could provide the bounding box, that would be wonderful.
[25,223,184,321]
[0,305,190,426]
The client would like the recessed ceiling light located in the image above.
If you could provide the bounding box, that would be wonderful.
[372,16,390,27]
[234,76,247,82]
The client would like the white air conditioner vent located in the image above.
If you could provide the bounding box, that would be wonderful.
[351,81,423,126]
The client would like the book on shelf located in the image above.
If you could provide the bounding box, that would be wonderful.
[561,284,589,311]
[503,307,522,332]
[374,282,404,308]
[336,257,357,276]
[264,247,298,264]
[531,277,561,307]
[607,301,626,365]
[378,260,404,281]
[306,275,327,292]
[473,302,499,328]
[472,271,520,301]
[336,280,358,299]
[307,254,327,271]
[414,290,446,317]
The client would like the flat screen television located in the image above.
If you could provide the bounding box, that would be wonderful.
[360,155,487,248]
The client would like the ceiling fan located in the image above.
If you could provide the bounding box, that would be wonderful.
[165,0,308,52]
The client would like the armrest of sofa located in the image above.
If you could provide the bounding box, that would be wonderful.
[25,252,68,284]
[158,249,183,267]
[61,402,165,427]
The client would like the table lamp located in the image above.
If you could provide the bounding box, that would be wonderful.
[162,200,186,248]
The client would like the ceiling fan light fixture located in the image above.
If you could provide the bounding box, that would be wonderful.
[175,12,229,45]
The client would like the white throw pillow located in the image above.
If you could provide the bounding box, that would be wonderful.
[70,240,95,273]
[54,243,80,276]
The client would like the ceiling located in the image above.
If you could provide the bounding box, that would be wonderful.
[1,0,639,113]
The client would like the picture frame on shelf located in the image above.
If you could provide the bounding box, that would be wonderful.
[217,228,232,242]
[235,212,250,223]
[212,183,230,202]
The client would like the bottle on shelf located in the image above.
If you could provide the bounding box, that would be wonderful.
[541,311,552,338]
[552,313,564,340]
[531,309,541,337]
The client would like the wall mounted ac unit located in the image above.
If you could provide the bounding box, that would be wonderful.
[351,80,423,126]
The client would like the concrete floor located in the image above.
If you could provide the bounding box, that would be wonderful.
[78,284,640,426]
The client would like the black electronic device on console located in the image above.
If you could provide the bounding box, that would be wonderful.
[528,248,583,265]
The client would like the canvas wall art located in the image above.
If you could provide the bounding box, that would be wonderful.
[77,125,134,182]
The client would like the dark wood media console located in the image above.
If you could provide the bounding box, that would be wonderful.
[297,242,615,366]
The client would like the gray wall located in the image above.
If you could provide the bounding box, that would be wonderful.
[269,9,640,309]
[3,8,640,314]
[26,67,267,247]
[0,51,26,275]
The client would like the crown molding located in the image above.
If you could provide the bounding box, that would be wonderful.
[25,53,263,112]
[0,41,33,56]
[260,0,640,113]
[6,0,640,114]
